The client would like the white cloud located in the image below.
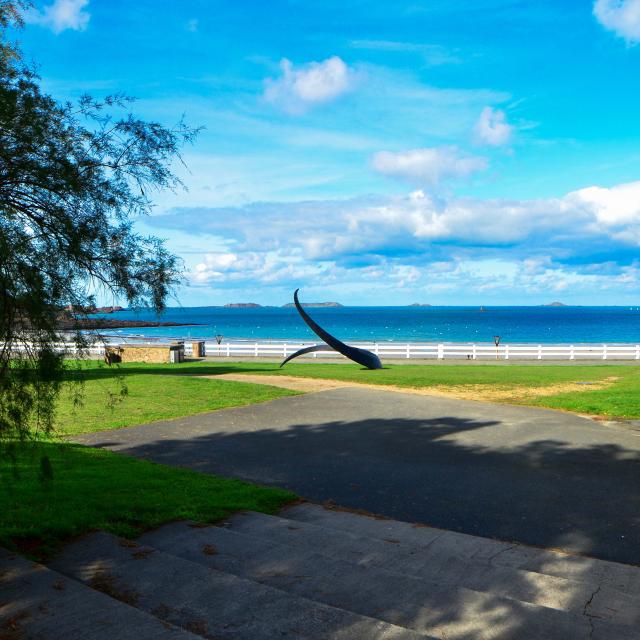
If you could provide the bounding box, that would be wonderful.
[154,179,640,259]
[568,181,640,225]
[25,0,90,34]
[185,250,640,303]
[151,178,640,301]
[264,56,353,114]
[594,0,640,43]
[474,107,513,146]
[344,191,578,245]
[190,250,323,286]
[193,252,261,282]
[371,146,488,186]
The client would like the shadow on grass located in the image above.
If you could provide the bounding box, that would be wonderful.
[0,440,295,560]
[64,361,284,382]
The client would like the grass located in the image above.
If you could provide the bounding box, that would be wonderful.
[527,374,640,417]
[1,362,299,560]
[132,360,640,419]
[53,359,640,419]
[216,361,616,386]
[55,360,298,435]
[0,441,295,561]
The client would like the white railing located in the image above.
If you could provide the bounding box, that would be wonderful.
[10,339,640,360]
[9,341,107,356]
[8,338,640,360]
[199,340,640,360]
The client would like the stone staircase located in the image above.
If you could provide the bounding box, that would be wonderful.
[3,503,640,639]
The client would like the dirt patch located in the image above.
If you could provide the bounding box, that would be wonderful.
[183,619,210,637]
[417,381,614,403]
[118,539,138,549]
[205,373,355,393]
[89,570,139,606]
[151,603,173,619]
[205,373,614,404]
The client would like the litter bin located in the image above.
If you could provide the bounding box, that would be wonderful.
[170,341,185,362]
[192,340,206,358]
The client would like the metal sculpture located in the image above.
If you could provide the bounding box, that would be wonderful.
[280,289,383,369]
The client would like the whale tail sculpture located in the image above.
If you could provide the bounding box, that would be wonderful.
[280,289,382,370]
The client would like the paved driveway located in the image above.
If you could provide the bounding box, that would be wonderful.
[75,387,640,565]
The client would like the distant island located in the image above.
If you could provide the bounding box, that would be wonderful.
[282,302,343,308]
[544,302,568,307]
[224,303,262,308]
[408,303,432,307]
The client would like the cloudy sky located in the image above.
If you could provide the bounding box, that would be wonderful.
[16,0,640,305]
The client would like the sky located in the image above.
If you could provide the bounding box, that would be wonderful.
[13,0,640,306]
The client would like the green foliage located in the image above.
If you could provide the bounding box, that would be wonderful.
[0,3,198,440]
[54,362,297,436]
[0,441,295,560]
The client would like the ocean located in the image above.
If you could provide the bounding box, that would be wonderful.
[94,306,640,344]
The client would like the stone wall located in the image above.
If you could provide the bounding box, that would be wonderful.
[121,346,171,363]
[105,344,183,364]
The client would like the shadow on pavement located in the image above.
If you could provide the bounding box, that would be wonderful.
[86,413,640,567]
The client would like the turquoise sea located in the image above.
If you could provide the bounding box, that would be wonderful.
[95,306,640,344]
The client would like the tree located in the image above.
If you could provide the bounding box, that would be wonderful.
[0,1,198,440]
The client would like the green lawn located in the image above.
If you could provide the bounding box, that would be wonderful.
[0,441,295,561]
[527,375,640,417]
[55,361,298,435]
[139,360,640,419]
[216,361,616,386]
[1,363,299,561]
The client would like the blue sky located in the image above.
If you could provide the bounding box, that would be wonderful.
[15,0,640,305]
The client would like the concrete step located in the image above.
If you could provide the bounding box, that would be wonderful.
[216,510,640,629]
[0,548,198,640]
[49,531,431,640]
[285,503,640,595]
[139,520,639,640]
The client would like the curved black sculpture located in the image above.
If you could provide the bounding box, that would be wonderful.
[280,289,383,370]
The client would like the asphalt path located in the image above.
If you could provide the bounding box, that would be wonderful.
[75,387,640,565]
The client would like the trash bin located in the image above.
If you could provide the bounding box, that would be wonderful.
[192,340,206,358]
[170,341,185,362]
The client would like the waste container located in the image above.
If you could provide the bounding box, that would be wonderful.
[170,341,185,362]
[192,340,206,357]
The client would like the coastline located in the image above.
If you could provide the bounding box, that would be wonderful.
[58,319,203,330]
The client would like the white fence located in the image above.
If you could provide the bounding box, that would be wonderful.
[200,341,640,360]
[16,339,640,360]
